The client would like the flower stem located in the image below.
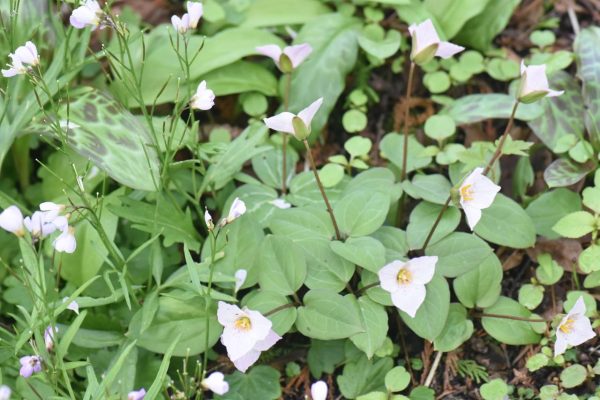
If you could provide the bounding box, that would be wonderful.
[201,232,218,383]
[264,302,297,317]
[281,73,292,195]
[400,62,416,182]
[473,312,546,323]
[303,139,342,240]
[482,101,520,176]
[419,101,520,252]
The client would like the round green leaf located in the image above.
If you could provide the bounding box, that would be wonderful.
[453,253,502,308]
[426,232,493,278]
[424,71,451,93]
[434,303,474,352]
[482,297,543,345]
[330,237,386,273]
[335,191,390,237]
[406,201,460,250]
[480,379,508,400]
[385,366,410,393]
[552,211,596,239]
[530,30,556,48]
[319,163,345,188]
[220,366,281,400]
[241,92,268,116]
[350,296,389,359]
[345,136,373,158]
[424,115,456,141]
[560,364,587,389]
[343,109,368,133]
[258,235,307,295]
[518,284,545,310]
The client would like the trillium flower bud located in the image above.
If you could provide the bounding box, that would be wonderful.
[408,19,464,65]
[517,61,564,104]
[311,381,328,400]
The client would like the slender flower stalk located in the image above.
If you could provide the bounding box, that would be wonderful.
[281,72,292,194]
[400,62,416,182]
[303,139,342,240]
[420,101,520,251]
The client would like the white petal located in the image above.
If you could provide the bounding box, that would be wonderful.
[256,44,282,66]
[217,301,243,327]
[283,43,312,68]
[232,349,261,373]
[53,228,77,253]
[202,372,229,395]
[253,329,281,352]
[463,204,482,231]
[391,284,426,318]
[2,68,19,77]
[554,333,568,356]
[67,300,80,314]
[546,89,564,97]
[470,175,500,209]
[15,42,37,65]
[204,209,213,229]
[246,309,273,341]
[378,260,403,293]
[412,19,440,54]
[0,385,11,400]
[190,80,215,110]
[435,41,464,59]
[406,256,437,284]
[187,2,203,28]
[0,205,24,235]
[234,269,247,292]
[297,97,323,127]
[227,198,246,222]
[568,316,596,346]
[567,296,587,317]
[221,327,259,362]
[270,198,291,209]
[263,112,296,135]
[311,381,328,400]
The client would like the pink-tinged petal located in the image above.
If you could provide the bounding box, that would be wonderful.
[435,41,464,59]
[256,44,282,66]
[554,333,568,356]
[263,112,295,135]
[297,97,323,127]
[202,372,229,394]
[187,2,203,28]
[391,284,426,318]
[253,329,281,352]
[232,349,261,373]
[406,256,437,284]
[2,68,18,77]
[520,60,526,75]
[412,19,440,53]
[221,326,259,362]
[463,204,482,231]
[53,227,77,253]
[378,260,404,293]
[127,388,146,400]
[283,43,312,68]
[546,89,564,97]
[227,198,246,222]
[234,269,247,292]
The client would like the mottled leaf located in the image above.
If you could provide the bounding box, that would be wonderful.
[543,158,594,188]
[442,94,543,124]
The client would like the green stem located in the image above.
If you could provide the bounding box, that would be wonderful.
[281,72,292,195]
[400,62,416,182]
[303,139,342,240]
[201,231,218,385]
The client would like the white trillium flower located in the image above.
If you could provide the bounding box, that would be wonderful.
[263,97,323,141]
[190,80,215,110]
[127,388,146,400]
[234,269,247,293]
[0,205,25,236]
[217,301,281,372]
[226,198,246,224]
[0,385,11,400]
[256,43,312,73]
[378,256,438,317]
[554,296,596,356]
[311,381,328,400]
[201,371,229,395]
[70,0,103,30]
[2,41,40,77]
[459,167,501,231]
[53,226,77,253]
[408,19,464,65]
[270,198,291,209]
[518,61,564,104]
[187,2,203,29]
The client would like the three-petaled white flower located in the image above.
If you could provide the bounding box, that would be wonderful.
[263,98,323,141]
[554,296,596,356]
[127,388,146,400]
[408,19,464,65]
[190,80,215,110]
[234,269,247,293]
[70,0,104,30]
[217,301,281,372]
[171,2,203,33]
[378,256,438,317]
[518,61,564,104]
[256,43,312,73]
[311,381,328,400]
[201,371,229,395]
[458,167,500,231]
[2,41,40,78]
[0,206,25,236]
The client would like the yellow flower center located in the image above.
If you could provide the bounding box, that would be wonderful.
[397,268,412,285]
[234,316,252,331]
[559,318,575,334]
[460,184,474,202]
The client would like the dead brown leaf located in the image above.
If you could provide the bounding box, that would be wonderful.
[526,238,583,272]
